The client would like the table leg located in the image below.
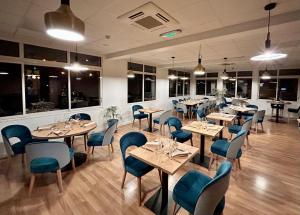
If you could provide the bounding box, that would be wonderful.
[144,113,158,133]
[276,107,279,123]
[219,120,223,139]
[144,172,179,215]
[190,134,210,168]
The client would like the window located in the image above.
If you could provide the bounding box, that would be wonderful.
[223,79,236,97]
[169,70,177,97]
[128,62,143,72]
[70,52,101,67]
[71,70,101,108]
[25,65,68,113]
[0,40,19,57]
[144,75,156,101]
[237,79,252,98]
[169,70,190,97]
[24,44,67,62]
[196,80,205,95]
[144,65,156,74]
[177,79,183,96]
[206,80,217,95]
[128,73,143,103]
[278,79,298,101]
[0,63,22,117]
[259,78,277,100]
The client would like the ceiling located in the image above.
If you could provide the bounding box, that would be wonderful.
[1,0,300,71]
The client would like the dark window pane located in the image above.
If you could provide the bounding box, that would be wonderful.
[184,80,190,95]
[279,69,300,76]
[168,69,177,75]
[196,80,205,95]
[128,62,143,72]
[223,80,236,97]
[278,79,298,101]
[169,80,177,97]
[144,75,156,101]
[259,79,277,99]
[227,72,236,77]
[0,40,19,57]
[177,79,183,96]
[0,63,22,117]
[24,44,67,62]
[237,78,252,98]
[25,65,68,113]
[71,70,101,108]
[238,71,252,77]
[259,70,277,76]
[207,72,218,78]
[128,74,143,103]
[70,52,101,67]
[206,80,217,95]
[144,65,156,73]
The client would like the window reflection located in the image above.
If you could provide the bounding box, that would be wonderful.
[25,65,68,113]
[278,78,298,101]
[207,80,217,95]
[196,80,205,95]
[71,70,101,108]
[128,73,143,103]
[259,79,277,100]
[223,80,236,97]
[144,75,156,101]
[237,79,252,98]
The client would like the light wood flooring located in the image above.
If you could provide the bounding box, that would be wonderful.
[0,116,300,215]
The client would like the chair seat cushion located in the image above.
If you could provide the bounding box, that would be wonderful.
[125,156,154,177]
[134,113,148,119]
[176,108,184,113]
[153,118,168,125]
[173,170,212,214]
[87,132,114,146]
[211,139,242,158]
[288,108,299,113]
[30,157,59,173]
[171,130,192,143]
[11,141,26,154]
[228,124,242,134]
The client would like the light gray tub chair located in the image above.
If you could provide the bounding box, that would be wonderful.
[26,141,75,196]
[153,110,172,135]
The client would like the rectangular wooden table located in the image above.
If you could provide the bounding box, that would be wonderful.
[182,121,223,168]
[180,100,205,119]
[206,112,236,138]
[129,139,198,215]
[139,108,163,133]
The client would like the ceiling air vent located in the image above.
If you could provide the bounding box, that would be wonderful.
[117,2,179,31]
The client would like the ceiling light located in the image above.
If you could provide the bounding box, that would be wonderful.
[168,57,178,80]
[251,3,287,61]
[127,57,135,78]
[49,75,58,78]
[194,45,205,76]
[160,29,182,38]
[44,0,85,42]
[229,77,236,81]
[0,72,9,75]
[221,57,229,80]
[261,66,271,79]
[180,77,189,80]
[64,44,88,72]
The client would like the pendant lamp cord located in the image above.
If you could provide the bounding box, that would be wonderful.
[75,43,78,62]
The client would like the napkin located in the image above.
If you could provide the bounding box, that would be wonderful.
[171,149,190,157]
[52,130,63,135]
[37,126,52,131]
[83,122,96,127]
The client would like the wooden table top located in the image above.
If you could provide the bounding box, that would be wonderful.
[229,105,257,113]
[181,100,205,106]
[32,120,97,139]
[129,138,198,175]
[182,121,223,137]
[206,112,236,122]
[139,108,163,114]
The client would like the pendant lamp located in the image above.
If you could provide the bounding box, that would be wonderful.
[194,45,205,76]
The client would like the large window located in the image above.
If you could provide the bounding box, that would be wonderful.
[223,71,252,98]
[196,80,205,95]
[259,78,277,100]
[207,80,217,95]
[0,63,22,117]
[70,52,101,67]
[25,65,68,113]
[144,75,156,101]
[0,40,19,57]
[169,70,177,97]
[128,73,143,103]
[223,72,236,97]
[196,72,218,96]
[278,79,298,101]
[71,70,101,108]
[169,70,190,97]
[24,44,67,62]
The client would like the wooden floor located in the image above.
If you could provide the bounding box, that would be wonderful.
[1,116,300,215]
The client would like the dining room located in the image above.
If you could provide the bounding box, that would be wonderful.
[0,0,300,215]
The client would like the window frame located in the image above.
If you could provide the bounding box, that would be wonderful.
[195,73,218,96]
[168,70,191,97]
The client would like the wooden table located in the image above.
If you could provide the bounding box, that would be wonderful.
[229,105,257,113]
[180,100,205,119]
[139,108,163,133]
[268,101,292,123]
[32,120,97,170]
[206,112,236,138]
[182,121,223,168]
[129,139,198,215]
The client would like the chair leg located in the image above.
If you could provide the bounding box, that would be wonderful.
[246,135,250,149]
[260,123,264,132]
[190,138,193,146]
[230,133,233,140]
[158,169,162,184]
[173,202,178,215]
[132,119,135,127]
[86,147,92,162]
[71,158,76,171]
[288,112,290,123]
[28,174,36,197]
[208,154,215,170]
[92,146,95,154]
[256,123,258,133]
[238,158,242,170]
[71,136,75,147]
[56,169,63,193]
[139,119,141,130]
[121,171,127,188]
[84,134,87,151]
[137,177,142,206]
[110,144,114,153]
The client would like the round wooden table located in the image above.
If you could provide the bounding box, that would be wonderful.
[32,120,97,171]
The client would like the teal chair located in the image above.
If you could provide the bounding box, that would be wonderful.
[173,161,232,215]
[132,105,148,129]
[228,117,253,149]
[25,141,75,196]
[209,130,247,170]
[167,117,193,146]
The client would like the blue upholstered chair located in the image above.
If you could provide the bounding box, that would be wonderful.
[167,117,193,146]
[228,117,253,148]
[87,120,117,161]
[69,113,91,150]
[120,132,157,205]
[242,104,258,118]
[173,161,232,215]
[1,125,47,165]
[252,110,266,133]
[196,108,216,124]
[25,141,75,196]
[176,103,188,119]
[288,105,300,122]
[153,110,172,135]
[209,130,247,170]
[172,100,178,112]
[132,105,148,129]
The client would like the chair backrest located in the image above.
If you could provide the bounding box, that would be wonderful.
[102,122,117,146]
[196,108,206,120]
[226,130,246,159]
[70,113,91,120]
[242,117,253,133]
[25,141,70,170]
[246,104,258,109]
[253,110,266,123]
[194,161,232,215]
[132,105,143,115]
[172,100,178,109]
[176,103,187,113]
[167,117,182,131]
[119,132,147,163]
[1,125,32,156]
[159,110,172,125]
[107,119,119,128]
